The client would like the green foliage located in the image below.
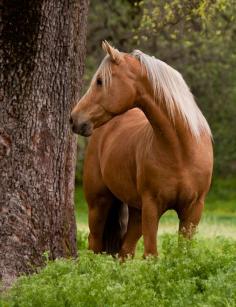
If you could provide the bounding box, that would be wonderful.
[136,0,229,38]
[1,235,236,307]
[206,176,236,212]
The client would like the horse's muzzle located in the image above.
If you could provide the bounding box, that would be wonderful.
[70,117,93,137]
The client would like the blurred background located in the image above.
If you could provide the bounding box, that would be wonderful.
[75,0,236,185]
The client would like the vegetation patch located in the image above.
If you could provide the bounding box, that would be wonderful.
[1,234,236,307]
[1,178,235,306]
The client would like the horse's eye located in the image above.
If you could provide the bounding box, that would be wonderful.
[96,78,102,86]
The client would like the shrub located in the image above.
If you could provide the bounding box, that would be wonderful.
[1,234,236,307]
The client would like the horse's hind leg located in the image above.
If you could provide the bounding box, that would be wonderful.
[87,190,114,253]
[102,199,128,254]
[177,199,204,239]
[119,207,142,259]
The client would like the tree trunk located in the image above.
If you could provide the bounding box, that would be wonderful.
[0,0,89,287]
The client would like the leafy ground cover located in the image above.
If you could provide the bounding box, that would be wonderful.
[1,235,236,307]
[1,177,236,307]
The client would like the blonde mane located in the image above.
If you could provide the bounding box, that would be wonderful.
[92,46,212,139]
[132,50,212,139]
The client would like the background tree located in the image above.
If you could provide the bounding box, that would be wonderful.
[0,0,88,287]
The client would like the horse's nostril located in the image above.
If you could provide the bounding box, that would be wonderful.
[70,119,92,136]
[81,122,88,131]
[79,122,92,136]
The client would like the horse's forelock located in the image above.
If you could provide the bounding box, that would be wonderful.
[91,55,112,89]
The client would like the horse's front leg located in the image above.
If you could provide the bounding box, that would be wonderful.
[141,193,160,257]
[88,200,111,253]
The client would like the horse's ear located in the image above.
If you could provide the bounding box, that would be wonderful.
[102,40,121,64]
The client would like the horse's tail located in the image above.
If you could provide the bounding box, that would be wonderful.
[102,202,128,255]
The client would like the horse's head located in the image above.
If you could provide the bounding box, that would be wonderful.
[70,41,141,136]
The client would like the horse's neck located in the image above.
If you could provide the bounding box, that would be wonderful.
[136,93,192,153]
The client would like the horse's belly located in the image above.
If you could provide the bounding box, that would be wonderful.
[100,150,141,207]
[102,165,141,207]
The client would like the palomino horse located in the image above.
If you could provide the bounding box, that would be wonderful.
[70,41,213,258]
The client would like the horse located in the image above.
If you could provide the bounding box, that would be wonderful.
[70,41,213,258]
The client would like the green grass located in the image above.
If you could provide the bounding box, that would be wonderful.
[1,236,236,307]
[206,176,236,213]
[1,177,236,307]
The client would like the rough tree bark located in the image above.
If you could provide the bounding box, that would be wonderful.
[0,0,89,287]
